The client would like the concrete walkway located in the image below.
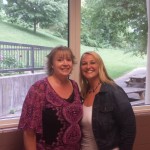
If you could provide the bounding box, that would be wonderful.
[115,67,146,105]
[115,67,146,88]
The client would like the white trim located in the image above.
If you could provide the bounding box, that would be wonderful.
[145,0,150,104]
[133,105,150,114]
[0,118,19,130]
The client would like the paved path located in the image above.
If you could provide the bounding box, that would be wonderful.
[115,67,146,104]
[115,67,146,88]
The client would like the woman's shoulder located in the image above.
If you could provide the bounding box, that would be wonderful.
[29,77,48,93]
[101,82,124,94]
[101,82,116,90]
[69,79,80,94]
[70,79,78,87]
[33,77,47,84]
[104,82,122,88]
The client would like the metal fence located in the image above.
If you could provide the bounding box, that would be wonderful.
[0,41,52,74]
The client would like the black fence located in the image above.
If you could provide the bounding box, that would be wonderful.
[0,41,52,74]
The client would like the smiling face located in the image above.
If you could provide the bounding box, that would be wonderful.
[52,51,73,78]
[80,53,100,82]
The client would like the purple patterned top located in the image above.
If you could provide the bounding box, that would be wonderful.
[18,78,83,150]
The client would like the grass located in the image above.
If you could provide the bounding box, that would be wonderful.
[81,46,147,79]
[0,21,67,47]
[0,21,147,79]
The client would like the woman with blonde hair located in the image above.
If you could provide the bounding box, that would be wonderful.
[79,51,136,150]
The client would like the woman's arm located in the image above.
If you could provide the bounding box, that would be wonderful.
[24,129,36,150]
[113,86,136,150]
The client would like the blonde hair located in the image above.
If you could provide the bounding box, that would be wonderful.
[79,51,114,98]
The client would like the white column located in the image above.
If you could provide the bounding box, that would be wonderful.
[145,0,150,104]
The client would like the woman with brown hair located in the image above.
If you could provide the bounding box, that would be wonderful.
[18,46,83,150]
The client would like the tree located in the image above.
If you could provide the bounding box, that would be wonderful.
[0,0,2,8]
[5,0,67,33]
[82,0,148,55]
[0,0,5,20]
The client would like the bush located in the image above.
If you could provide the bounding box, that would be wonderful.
[0,55,25,69]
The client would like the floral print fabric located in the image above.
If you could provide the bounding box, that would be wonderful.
[18,78,83,150]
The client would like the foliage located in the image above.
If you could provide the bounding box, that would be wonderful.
[82,0,148,55]
[0,20,146,77]
[0,54,25,69]
[0,0,2,10]
[0,0,5,20]
[4,0,68,36]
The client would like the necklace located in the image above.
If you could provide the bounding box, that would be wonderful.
[88,82,100,94]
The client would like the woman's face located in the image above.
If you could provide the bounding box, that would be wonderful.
[80,54,99,81]
[52,51,73,78]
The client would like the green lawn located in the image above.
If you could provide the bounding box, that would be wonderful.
[0,21,67,47]
[0,21,147,78]
[81,46,147,79]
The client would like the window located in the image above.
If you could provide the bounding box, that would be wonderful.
[1,0,149,129]
[80,0,149,107]
[0,0,72,125]
[0,0,81,129]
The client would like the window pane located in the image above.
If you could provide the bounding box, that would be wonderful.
[0,0,69,119]
[81,0,147,106]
